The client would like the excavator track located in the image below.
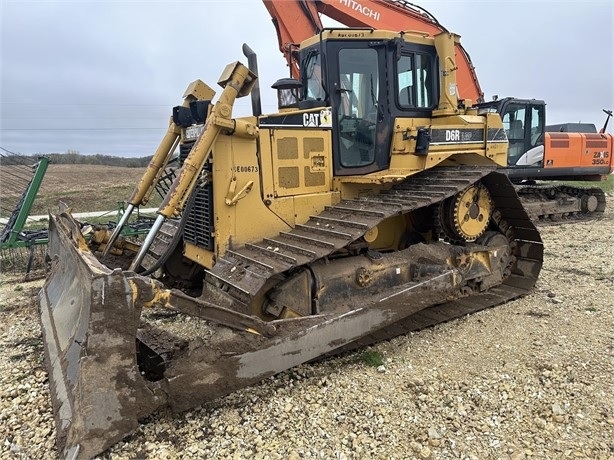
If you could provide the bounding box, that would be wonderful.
[516,184,607,221]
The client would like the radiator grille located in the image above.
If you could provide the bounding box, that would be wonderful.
[179,141,194,164]
[184,164,214,251]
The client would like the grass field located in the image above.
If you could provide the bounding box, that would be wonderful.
[0,164,160,271]
[1,164,162,219]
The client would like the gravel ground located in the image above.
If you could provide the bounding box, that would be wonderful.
[1,202,612,460]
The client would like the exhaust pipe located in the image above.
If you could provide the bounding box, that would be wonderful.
[243,43,262,116]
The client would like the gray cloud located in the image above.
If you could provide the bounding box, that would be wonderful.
[1,0,612,156]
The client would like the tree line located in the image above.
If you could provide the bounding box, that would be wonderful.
[0,150,153,168]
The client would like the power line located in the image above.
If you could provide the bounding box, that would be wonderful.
[0,102,174,107]
[0,101,275,108]
[1,116,169,120]
[0,127,163,131]
[0,102,272,107]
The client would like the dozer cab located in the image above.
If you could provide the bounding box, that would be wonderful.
[40,30,543,458]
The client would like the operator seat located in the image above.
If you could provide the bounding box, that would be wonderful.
[507,119,524,140]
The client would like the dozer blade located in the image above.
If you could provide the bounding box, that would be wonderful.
[39,213,165,459]
[39,215,453,458]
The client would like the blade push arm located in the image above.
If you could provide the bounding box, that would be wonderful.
[102,80,215,257]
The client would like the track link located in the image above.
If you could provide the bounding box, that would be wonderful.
[209,166,491,299]
[516,184,607,221]
[208,166,543,338]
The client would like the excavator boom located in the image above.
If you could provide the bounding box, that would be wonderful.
[263,0,484,103]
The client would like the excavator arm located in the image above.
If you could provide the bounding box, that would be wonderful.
[262,0,484,103]
[262,0,322,78]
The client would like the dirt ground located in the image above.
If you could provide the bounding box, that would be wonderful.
[0,200,612,459]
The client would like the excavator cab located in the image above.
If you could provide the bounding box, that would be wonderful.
[477,98,546,167]
[502,100,545,167]
[479,97,613,183]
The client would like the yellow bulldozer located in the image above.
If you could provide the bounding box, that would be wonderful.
[40,29,543,458]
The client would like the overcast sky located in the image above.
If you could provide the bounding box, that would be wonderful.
[1,0,612,157]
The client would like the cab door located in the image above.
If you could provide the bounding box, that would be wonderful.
[325,42,393,176]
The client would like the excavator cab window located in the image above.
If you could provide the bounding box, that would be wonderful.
[529,106,544,147]
[503,107,526,165]
[501,101,545,166]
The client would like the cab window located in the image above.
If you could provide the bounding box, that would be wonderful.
[305,53,325,101]
[398,53,433,108]
[503,107,526,140]
[530,105,544,147]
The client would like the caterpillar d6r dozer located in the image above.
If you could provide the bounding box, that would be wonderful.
[40,30,543,459]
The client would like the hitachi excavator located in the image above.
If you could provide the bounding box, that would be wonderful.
[263,0,613,220]
[477,97,611,218]
[39,7,548,460]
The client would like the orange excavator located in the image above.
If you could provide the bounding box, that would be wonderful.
[263,0,613,219]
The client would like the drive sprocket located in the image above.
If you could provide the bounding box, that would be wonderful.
[438,183,492,242]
